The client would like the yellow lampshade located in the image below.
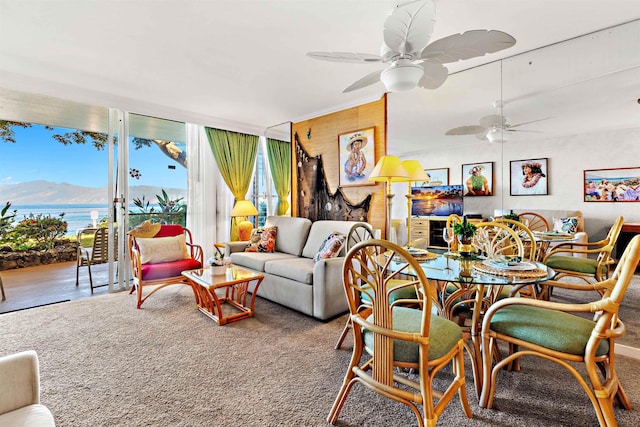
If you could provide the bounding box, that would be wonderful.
[401,160,429,182]
[368,155,410,182]
[231,200,259,241]
[230,200,259,217]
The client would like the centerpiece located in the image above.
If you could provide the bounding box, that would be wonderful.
[453,218,477,257]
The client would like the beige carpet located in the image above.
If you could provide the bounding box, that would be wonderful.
[1,284,639,427]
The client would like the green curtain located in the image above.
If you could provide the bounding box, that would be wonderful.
[205,127,259,239]
[266,138,291,215]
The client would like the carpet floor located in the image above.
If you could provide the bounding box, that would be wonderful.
[1,284,639,427]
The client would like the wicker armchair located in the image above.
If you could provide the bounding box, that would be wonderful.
[480,234,640,426]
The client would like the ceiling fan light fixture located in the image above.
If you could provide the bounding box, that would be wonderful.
[486,127,509,143]
[380,61,424,92]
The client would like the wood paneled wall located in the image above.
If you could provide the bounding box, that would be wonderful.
[291,96,387,235]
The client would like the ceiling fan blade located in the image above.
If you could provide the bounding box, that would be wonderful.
[508,116,554,128]
[306,52,382,63]
[445,125,487,136]
[383,0,435,57]
[343,69,384,93]
[418,61,448,89]
[507,129,544,133]
[421,30,516,63]
[475,131,489,141]
[479,114,506,128]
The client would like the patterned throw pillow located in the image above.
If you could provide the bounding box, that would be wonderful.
[244,226,277,253]
[314,231,346,262]
[552,217,579,234]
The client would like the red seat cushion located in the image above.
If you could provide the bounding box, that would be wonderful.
[141,258,202,281]
[155,224,185,238]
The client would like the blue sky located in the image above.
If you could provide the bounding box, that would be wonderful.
[0,124,186,189]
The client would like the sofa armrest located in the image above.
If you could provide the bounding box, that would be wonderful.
[312,257,348,320]
[225,241,249,257]
[0,350,40,415]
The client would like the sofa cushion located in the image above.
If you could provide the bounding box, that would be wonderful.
[265,257,315,284]
[229,251,299,272]
[302,220,364,259]
[552,216,579,234]
[313,231,346,262]
[264,216,312,256]
[0,404,55,426]
[245,226,277,253]
[136,234,190,264]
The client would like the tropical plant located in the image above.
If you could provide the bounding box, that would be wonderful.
[12,213,68,249]
[503,212,520,222]
[453,220,477,239]
[156,189,185,213]
[0,201,17,241]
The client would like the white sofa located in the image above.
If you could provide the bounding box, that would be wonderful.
[518,209,588,258]
[226,216,369,320]
[0,350,55,426]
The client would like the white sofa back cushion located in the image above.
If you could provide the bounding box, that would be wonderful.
[302,220,366,259]
[264,216,312,256]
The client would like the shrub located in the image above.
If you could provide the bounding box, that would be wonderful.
[12,213,68,249]
[0,201,17,241]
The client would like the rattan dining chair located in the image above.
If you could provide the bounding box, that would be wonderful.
[543,216,624,296]
[517,211,550,232]
[480,234,640,427]
[446,213,462,252]
[328,239,472,427]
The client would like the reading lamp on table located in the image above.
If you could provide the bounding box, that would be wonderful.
[368,155,410,240]
[231,200,259,241]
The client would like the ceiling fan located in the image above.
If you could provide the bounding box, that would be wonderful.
[306,0,516,93]
[445,105,552,143]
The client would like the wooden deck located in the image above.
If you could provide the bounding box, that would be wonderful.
[0,261,116,314]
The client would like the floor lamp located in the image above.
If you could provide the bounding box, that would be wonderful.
[401,160,430,246]
[369,155,410,240]
[231,200,259,241]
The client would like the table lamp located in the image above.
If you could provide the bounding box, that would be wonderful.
[368,155,410,240]
[231,200,259,241]
[401,160,429,246]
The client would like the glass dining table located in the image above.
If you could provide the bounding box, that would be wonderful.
[386,252,556,399]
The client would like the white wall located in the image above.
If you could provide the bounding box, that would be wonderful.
[393,126,640,240]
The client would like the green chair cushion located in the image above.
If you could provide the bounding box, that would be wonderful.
[545,255,607,276]
[361,279,417,304]
[364,306,462,363]
[490,305,609,356]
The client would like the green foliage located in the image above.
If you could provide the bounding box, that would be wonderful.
[453,221,477,239]
[11,213,68,249]
[0,201,17,240]
[129,190,186,228]
[503,213,520,222]
[156,189,185,213]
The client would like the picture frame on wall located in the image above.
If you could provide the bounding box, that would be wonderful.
[583,166,640,202]
[338,127,376,188]
[422,168,449,186]
[462,162,493,196]
[510,158,549,196]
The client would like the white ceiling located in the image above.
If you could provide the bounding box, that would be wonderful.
[1,1,639,152]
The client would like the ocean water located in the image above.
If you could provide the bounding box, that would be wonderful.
[10,204,136,236]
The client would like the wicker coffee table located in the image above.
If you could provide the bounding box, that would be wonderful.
[182,265,264,326]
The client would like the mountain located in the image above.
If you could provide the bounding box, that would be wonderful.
[0,181,187,205]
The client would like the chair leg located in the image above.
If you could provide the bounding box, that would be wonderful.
[75,261,80,287]
[334,318,352,349]
[87,263,94,294]
[0,273,6,301]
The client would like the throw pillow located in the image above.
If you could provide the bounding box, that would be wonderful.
[136,234,191,264]
[244,226,277,253]
[552,217,579,234]
[128,220,161,238]
[314,231,346,262]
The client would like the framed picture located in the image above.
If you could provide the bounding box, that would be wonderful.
[583,167,640,202]
[338,127,376,187]
[422,168,449,186]
[510,158,549,196]
[462,162,493,196]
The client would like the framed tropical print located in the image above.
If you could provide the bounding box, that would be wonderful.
[338,127,376,187]
[510,158,549,196]
[462,162,493,196]
[584,167,640,201]
[422,168,449,186]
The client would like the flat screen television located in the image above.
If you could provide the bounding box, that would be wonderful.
[411,185,464,217]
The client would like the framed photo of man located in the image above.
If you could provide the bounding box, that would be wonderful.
[510,158,549,196]
[338,127,376,188]
[462,162,493,196]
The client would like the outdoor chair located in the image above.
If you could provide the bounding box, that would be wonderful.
[76,227,114,293]
[328,239,472,427]
[543,216,624,297]
[480,234,640,427]
[128,223,203,308]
